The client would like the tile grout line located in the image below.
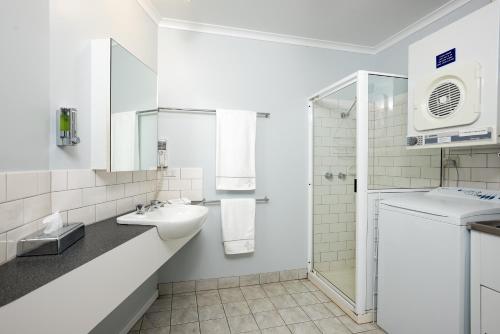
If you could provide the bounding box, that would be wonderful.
[218,288,232,333]
[169,292,173,330]
[242,288,262,333]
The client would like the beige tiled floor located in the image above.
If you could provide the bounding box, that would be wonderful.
[129,279,383,334]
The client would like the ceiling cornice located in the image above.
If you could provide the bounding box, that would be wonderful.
[159,18,377,54]
[372,0,472,53]
[137,0,161,24]
[138,0,472,54]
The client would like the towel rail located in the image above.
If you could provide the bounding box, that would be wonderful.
[158,107,271,118]
[197,196,270,206]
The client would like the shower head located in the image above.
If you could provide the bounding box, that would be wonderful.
[341,97,357,119]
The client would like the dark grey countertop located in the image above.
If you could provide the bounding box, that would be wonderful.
[0,217,154,308]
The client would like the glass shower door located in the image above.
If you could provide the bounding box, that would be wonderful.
[312,82,357,302]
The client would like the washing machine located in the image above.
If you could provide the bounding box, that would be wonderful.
[377,187,500,334]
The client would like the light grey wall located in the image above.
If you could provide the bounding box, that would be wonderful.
[0,0,50,171]
[156,0,493,282]
[157,28,374,282]
[372,0,491,74]
[49,0,158,170]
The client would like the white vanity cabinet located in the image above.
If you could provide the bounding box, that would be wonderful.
[90,38,111,171]
[471,225,500,334]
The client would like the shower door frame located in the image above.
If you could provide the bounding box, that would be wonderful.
[307,71,408,321]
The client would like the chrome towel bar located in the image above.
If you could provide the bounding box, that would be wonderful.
[158,107,271,118]
[197,196,270,206]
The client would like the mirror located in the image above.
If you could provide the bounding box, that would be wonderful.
[110,39,158,172]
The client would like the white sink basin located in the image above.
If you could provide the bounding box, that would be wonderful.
[117,204,209,240]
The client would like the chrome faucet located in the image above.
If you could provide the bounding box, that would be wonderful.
[136,204,146,215]
[135,200,165,214]
[149,200,162,211]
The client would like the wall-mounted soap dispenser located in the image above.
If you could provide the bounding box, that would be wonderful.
[57,107,80,146]
[158,139,168,170]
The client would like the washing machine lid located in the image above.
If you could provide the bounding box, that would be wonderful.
[380,187,500,224]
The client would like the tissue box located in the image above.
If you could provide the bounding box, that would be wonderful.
[17,223,85,257]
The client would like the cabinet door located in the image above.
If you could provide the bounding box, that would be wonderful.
[481,286,500,334]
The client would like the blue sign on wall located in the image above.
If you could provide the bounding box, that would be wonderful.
[436,48,456,69]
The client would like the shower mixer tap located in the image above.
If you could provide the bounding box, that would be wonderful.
[324,172,349,180]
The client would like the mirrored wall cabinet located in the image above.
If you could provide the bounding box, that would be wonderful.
[91,38,158,172]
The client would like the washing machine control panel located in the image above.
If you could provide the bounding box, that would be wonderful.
[428,187,500,201]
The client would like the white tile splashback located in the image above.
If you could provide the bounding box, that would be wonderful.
[67,169,95,189]
[52,189,83,212]
[68,205,96,226]
[442,145,500,189]
[6,172,39,201]
[95,170,116,186]
[0,233,6,265]
[0,200,24,234]
[23,194,51,224]
[82,186,107,206]
[156,168,203,202]
[51,170,68,192]
[0,167,204,265]
[0,173,6,203]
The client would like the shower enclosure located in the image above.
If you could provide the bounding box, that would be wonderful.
[308,71,441,323]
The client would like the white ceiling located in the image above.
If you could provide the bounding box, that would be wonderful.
[149,0,458,48]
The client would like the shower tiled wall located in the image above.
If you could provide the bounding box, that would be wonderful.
[313,93,441,274]
[368,93,441,189]
[313,101,356,273]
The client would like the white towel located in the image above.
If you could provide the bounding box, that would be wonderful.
[216,109,257,190]
[221,198,256,254]
[111,111,138,171]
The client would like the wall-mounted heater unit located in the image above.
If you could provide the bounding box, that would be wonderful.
[407,1,500,149]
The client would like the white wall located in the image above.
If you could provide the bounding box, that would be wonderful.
[0,0,50,171]
[49,0,158,169]
[372,0,491,74]
[156,28,374,282]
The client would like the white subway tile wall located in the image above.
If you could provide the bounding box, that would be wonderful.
[156,168,203,201]
[0,173,6,203]
[51,170,68,191]
[116,171,133,184]
[312,94,441,273]
[313,100,357,273]
[0,234,6,263]
[0,167,203,265]
[6,172,39,201]
[442,146,500,189]
[23,194,51,224]
[367,93,441,189]
[67,169,95,189]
